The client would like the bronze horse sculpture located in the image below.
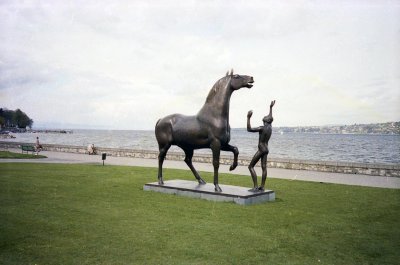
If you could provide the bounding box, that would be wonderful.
[155,70,254,192]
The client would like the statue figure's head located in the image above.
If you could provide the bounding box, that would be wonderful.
[263,115,273,124]
[225,69,254,90]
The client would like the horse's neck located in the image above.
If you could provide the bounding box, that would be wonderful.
[197,85,232,122]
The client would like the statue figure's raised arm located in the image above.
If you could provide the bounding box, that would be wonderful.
[268,100,275,117]
[247,110,261,132]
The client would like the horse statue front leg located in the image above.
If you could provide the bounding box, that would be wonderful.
[221,144,239,171]
[211,140,222,192]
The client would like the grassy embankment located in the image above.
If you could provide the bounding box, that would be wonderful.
[0,151,47,159]
[0,163,399,264]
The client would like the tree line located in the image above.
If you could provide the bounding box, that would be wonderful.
[0,108,33,129]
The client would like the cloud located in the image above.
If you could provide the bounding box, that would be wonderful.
[0,0,399,129]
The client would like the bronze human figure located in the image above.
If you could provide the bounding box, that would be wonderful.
[247,100,275,191]
[155,70,254,192]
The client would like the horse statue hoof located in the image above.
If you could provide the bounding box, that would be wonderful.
[214,185,222,192]
[158,179,164,185]
[229,163,238,171]
[198,178,206,185]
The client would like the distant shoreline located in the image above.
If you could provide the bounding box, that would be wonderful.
[27,129,73,134]
[1,128,73,134]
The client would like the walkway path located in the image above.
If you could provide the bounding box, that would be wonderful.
[1,149,399,189]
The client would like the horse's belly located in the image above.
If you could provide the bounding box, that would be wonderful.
[171,118,210,148]
[172,131,210,148]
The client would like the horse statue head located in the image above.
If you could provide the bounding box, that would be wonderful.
[225,69,254,90]
[206,69,254,103]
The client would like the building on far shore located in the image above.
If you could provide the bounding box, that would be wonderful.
[276,122,400,135]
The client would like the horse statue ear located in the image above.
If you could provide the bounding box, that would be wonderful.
[229,69,234,75]
[226,70,229,76]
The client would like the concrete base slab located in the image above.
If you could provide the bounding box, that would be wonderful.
[143,179,275,205]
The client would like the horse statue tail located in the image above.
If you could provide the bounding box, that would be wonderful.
[155,115,175,149]
[155,115,176,185]
[155,118,161,127]
[155,118,164,146]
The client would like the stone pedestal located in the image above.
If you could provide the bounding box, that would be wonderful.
[143,179,275,205]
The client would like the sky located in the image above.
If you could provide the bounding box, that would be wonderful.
[0,0,399,130]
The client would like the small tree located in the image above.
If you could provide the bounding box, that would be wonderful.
[1,109,15,127]
[14,109,33,128]
[0,108,34,129]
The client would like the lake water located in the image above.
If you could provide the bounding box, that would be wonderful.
[3,129,400,165]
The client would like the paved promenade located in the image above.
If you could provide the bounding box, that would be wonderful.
[1,149,399,189]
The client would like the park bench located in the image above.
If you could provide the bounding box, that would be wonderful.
[21,145,36,154]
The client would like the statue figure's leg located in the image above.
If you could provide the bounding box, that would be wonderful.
[211,140,222,192]
[248,150,262,191]
[221,144,239,171]
[158,144,170,185]
[183,148,206,184]
[259,152,268,191]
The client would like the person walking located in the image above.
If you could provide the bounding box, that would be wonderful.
[35,136,43,155]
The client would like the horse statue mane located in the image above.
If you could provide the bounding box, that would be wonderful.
[206,77,230,102]
[206,69,239,102]
[155,69,254,192]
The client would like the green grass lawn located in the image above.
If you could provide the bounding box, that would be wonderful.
[0,151,47,159]
[0,163,399,265]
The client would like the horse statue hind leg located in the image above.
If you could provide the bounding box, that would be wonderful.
[155,118,171,185]
[155,115,207,186]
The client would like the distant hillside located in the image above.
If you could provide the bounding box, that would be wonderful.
[276,122,400,135]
